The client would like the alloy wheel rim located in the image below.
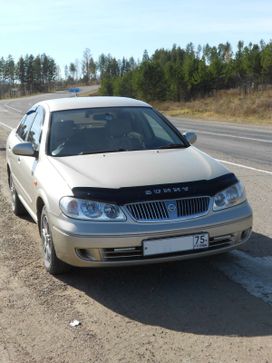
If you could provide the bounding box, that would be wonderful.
[41,214,52,265]
[10,178,16,210]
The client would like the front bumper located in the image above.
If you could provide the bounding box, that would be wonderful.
[50,201,252,267]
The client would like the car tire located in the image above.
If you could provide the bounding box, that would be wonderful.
[40,206,70,275]
[9,174,26,216]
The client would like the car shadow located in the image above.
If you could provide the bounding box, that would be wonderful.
[57,231,272,337]
[17,212,35,223]
[240,231,272,256]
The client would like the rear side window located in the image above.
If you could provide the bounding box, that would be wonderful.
[16,112,36,141]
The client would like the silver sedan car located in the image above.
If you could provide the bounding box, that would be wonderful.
[6,97,252,274]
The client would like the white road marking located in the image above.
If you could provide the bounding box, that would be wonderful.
[4,104,23,114]
[217,159,272,175]
[178,127,272,144]
[197,129,272,143]
[0,121,13,130]
[214,250,272,305]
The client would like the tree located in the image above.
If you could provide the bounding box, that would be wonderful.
[112,71,136,98]
[260,42,272,84]
[64,65,69,81]
[82,48,96,84]
[4,55,15,84]
[0,57,5,82]
[69,62,77,81]
[47,57,57,88]
[74,59,80,80]
[41,54,49,87]
[129,57,137,70]
[25,54,34,92]
[182,48,197,99]
[100,78,114,95]
[142,49,149,62]
[136,61,167,101]
[17,57,26,92]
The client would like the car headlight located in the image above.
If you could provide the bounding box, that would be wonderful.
[60,197,126,221]
[213,181,246,211]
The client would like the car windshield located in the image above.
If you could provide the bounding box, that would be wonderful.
[48,106,187,157]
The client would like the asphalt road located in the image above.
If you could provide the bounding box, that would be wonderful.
[171,117,272,172]
[1,92,271,172]
[0,91,272,362]
[0,85,99,129]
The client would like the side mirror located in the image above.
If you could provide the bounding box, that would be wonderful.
[182,131,197,145]
[12,142,36,157]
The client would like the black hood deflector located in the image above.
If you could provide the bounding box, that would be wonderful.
[72,173,238,205]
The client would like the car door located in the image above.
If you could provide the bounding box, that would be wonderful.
[18,106,45,214]
[8,110,37,205]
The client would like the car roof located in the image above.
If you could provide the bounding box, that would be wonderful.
[37,96,151,112]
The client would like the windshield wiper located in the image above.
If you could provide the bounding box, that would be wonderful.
[159,143,185,149]
[79,148,129,155]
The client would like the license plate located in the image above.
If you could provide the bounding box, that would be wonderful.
[143,233,209,256]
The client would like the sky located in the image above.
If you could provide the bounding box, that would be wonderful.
[0,0,272,74]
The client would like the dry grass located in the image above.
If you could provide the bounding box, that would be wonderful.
[79,91,99,97]
[153,89,272,126]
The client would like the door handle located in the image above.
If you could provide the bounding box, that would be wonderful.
[17,156,21,163]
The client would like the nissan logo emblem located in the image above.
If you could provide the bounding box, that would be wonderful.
[167,203,176,212]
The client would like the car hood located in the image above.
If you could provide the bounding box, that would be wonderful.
[48,147,230,189]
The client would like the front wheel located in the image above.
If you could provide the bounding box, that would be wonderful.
[40,206,70,275]
[9,174,26,216]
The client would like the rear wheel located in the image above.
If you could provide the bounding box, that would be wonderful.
[40,206,70,275]
[9,174,26,216]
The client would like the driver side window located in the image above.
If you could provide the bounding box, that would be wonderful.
[144,112,173,143]
[27,107,45,151]
[16,112,36,141]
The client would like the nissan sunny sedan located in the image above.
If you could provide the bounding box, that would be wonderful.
[6,97,252,274]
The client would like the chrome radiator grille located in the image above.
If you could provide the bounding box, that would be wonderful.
[125,196,210,222]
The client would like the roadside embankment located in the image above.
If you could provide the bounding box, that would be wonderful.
[153,88,272,126]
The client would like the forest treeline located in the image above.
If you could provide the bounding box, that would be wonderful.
[99,40,272,101]
[0,49,97,98]
[0,54,58,97]
[1,40,272,101]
